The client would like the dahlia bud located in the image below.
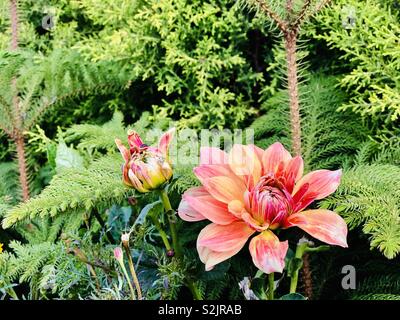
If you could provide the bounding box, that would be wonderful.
[166,249,175,257]
[115,128,175,193]
[113,247,124,263]
[127,196,138,206]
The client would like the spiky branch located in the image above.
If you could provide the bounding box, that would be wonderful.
[9,0,30,201]
[256,0,331,156]
[254,0,332,299]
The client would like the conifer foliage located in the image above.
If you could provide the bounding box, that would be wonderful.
[0,0,399,301]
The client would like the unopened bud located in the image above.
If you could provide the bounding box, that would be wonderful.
[167,249,175,257]
[115,128,175,193]
[114,247,124,263]
[128,196,138,206]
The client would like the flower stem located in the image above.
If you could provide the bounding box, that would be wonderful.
[123,245,143,300]
[149,214,172,252]
[158,188,202,300]
[186,279,203,300]
[268,273,275,300]
[118,260,136,300]
[92,208,114,244]
[159,189,182,258]
[289,242,308,294]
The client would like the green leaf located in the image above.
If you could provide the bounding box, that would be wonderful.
[284,247,295,268]
[107,205,133,241]
[254,269,264,279]
[279,293,307,300]
[134,201,162,227]
[305,245,330,253]
[55,141,84,173]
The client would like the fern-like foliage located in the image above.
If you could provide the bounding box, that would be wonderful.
[1,112,177,229]
[352,294,400,301]
[0,49,131,136]
[0,162,19,219]
[320,164,400,259]
[0,162,19,200]
[250,74,370,170]
[2,153,132,229]
[64,111,127,155]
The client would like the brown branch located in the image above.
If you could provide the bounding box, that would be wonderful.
[284,32,302,156]
[292,0,312,31]
[286,0,294,17]
[255,0,288,33]
[295,0,331,29]
[315,0,332,13]
[9,0,19,50]
[301,253,313,299]
[9,0,30,201]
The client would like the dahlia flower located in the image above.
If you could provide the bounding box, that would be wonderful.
[115,128,175,193]
[178,142,347,273]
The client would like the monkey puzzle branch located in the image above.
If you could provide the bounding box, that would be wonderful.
[10,0,19,50]
[284,30,302,156]
[256,0,288,33]
[9,0,30,201]
[15,136,30,201]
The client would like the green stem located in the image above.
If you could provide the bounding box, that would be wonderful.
[186,279,203,300]
[159,189,182,258]
[158,188,202,300]
[149,214,172,252]
[289,242,308,294]
[118,260,136,300]
[123,245,143,300]
[92,208,114,244]
[268,273,275,300]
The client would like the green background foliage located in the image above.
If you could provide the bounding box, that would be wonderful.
[0,0,399,301]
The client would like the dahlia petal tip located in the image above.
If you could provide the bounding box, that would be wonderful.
[286,209,348,248]
[158,127,176,156]
[249,231,288,274]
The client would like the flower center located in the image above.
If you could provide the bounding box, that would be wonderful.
[244,175,292,229]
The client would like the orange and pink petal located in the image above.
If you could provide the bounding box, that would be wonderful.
[197,222,254,252]
[228,144,262,187]
[115,138,131,163]
[249,230,288,274]
[158,127,176,157]
[193,164,238,183]
[276,156,304,193]
[127,130,144,152]
[197,222,255,270]
[201,176,246,204]
[197,245,245,271]
[262,142,292,176]
[285,209,348,248]
[177,187,208,222]
[293,169,342,200]
[200,147,229,165]
[184,193,238,225]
